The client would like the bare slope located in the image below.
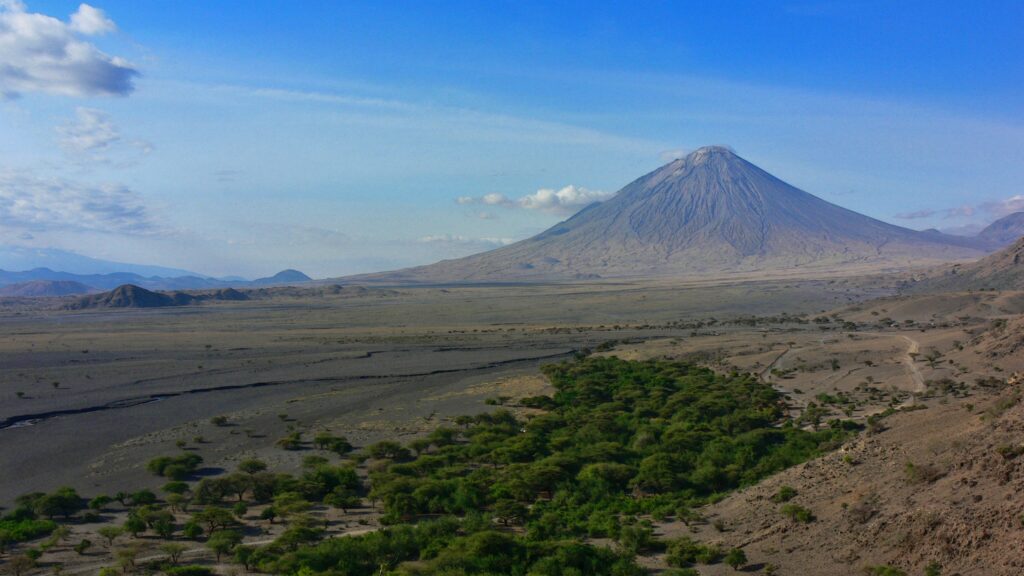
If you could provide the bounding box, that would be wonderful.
[977,212,1024,249]
[909,236,1024,292]
[357,147,984,282]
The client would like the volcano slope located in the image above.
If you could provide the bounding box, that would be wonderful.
[357,146,983,283]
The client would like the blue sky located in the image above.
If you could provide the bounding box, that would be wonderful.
[1,1,1022,277]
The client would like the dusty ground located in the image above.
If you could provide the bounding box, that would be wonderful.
[0,277,895,506]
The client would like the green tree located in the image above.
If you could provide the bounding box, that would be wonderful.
[206,530,242,561]
[182,521,203,540]
[160,542,187,565]
[123,515,147,537]
[97,526,124,547]
[193,507,237,533]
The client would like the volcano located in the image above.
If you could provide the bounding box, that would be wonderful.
[363,146,987,282]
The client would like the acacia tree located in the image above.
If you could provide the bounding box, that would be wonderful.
[97,526,124,547]
[207,530,242,561]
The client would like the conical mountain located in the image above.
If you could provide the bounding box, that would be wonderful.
[364,146,986,282]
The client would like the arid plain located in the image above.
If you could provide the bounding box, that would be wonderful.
[0,276,892,504]
[4,268,1024,574]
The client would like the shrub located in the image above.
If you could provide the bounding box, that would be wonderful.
[666,537,722,566]
[904,462,945,485]
[0,517,57,544]
[724,547,747,570]
[147,453,203,479]
[864,566,907,576]
[165,566,214,576]
[780,503,815,523]
[771,486,797,503]
[277,432,303,451]
[238,458,268,475]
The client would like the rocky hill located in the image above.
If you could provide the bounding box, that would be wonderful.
[66,285,251,309]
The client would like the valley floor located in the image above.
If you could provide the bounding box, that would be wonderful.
[1,277,1021,574]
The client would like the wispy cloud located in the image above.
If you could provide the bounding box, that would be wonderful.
[897,195,1024,227]
[0,169,157,234]
[55,107,152,165]
[0,1,137,98]
[980,195,1024,218]
[894,209,935,220]
[57,107,119,152]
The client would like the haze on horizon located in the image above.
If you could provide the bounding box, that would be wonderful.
[1,0,1022,278]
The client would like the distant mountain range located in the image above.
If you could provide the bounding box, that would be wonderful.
[0,246,202,278]
[0,280,94,297]
[0,267,312,293]
[352,147,1014,283]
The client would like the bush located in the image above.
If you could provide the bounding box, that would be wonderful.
[780,503,815,523]
[864,566,908,576]
[147,453,203,479]
[666,537,722,566]
[724,547,747,570]
[771,485,797,503]
[904,462,945,485]
[165,566,214,576]
[0,518,57,542]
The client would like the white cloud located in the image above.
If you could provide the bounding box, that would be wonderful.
[518,185,611,214]
[457,185,612,216]
[68,3,115,35]
[418,234,514,248]
[0,2,137,98]
[0,169,156,234]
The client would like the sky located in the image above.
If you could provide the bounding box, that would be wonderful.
[0,0,1022,278]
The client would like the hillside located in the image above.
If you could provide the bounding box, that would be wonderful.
[977,212,1024,249]
[909,236,1024,292]
[353,147,985,283]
